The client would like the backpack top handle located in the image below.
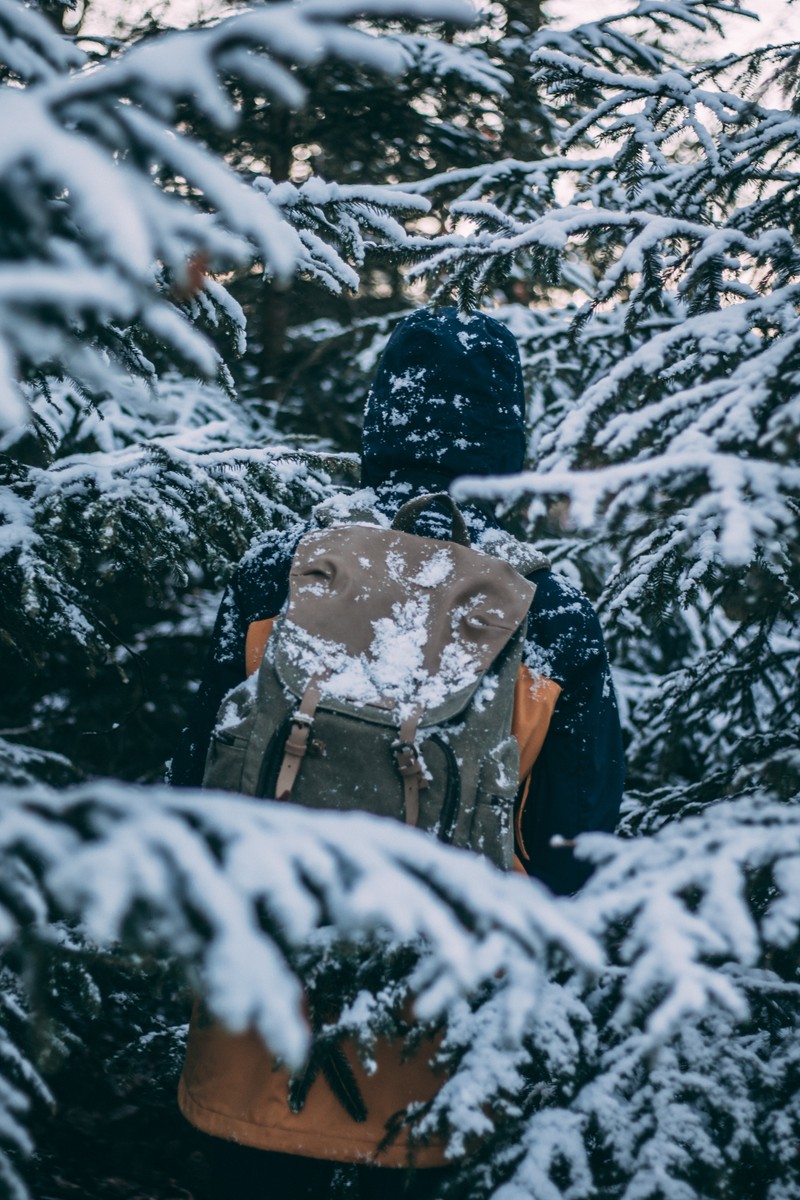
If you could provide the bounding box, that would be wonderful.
[390,492,470,547]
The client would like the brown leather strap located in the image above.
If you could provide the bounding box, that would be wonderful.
[275,680,322,801]
[392,712,427,827]
[390,493,470,547]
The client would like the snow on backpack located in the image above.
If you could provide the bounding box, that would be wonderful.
[203,493,540,871]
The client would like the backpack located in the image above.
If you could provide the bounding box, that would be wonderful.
[203,493,541,871]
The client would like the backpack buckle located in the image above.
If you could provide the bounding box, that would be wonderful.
[285,715,313,759]
[392,740,418,775]
[391,736,427,828]
[391,740,429,788]
[274,682,322,800]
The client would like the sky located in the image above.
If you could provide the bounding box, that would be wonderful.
[81,0,221,34]
[81,0,795,54]
[547,0,794,55]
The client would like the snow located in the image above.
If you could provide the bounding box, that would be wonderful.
[392,32,511,97]
[280,585,482,715]
[0,1,85,81]
[412,548,455,589]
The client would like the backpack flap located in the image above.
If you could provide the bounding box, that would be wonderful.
[273,524,535,728]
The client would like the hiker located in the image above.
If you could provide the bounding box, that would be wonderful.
[171,306,624,1199]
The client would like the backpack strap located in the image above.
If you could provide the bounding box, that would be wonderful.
[390,493,470,547]
[392,709,428,827]
[274,678,322,801]
[275,682,428,824]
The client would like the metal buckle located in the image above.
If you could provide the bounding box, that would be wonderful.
[392,741,420,778]
[392,739,417,755]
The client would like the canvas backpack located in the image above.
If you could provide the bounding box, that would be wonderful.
[203,493,544,871]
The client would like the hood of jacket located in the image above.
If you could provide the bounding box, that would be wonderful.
[360,306,526,490]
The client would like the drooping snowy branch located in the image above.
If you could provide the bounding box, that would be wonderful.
[0,784,599,1055]
[430,792,800,1197]
[574,798,800,1038]
[0,0,475,427]
[4,783,800,1196]
[0,376,348,664]
[253,176,430,293]
[390,30,511,97]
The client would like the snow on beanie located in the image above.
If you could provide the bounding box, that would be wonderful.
[360,306,526,489]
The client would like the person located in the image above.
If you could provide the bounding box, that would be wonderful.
[171,306,624,1198]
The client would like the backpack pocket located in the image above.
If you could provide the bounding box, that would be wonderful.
[470,736,519,871]
[203,729,249,793]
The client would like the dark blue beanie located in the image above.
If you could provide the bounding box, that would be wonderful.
[360,307,526,489]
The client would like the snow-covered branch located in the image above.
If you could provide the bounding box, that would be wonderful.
[0,781,599,1151]
[0,0,475,428]
[4,782,800,1197]
[575,797,800,1038]
[0,375,348,664]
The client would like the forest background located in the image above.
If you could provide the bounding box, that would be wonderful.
[0,0,799,1197]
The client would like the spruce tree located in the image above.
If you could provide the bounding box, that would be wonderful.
[0,0,461,783]
[413,0,800,803]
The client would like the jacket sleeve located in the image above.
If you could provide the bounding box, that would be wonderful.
[169,529,299,788]
[513,569,624,895]
[169,584,249,788]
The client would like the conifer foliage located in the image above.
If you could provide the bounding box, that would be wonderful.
[0,0,465,781]
[421,1,800,803]
[0,2,799,1199]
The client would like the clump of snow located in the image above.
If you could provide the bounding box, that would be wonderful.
[281,587,481,714]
